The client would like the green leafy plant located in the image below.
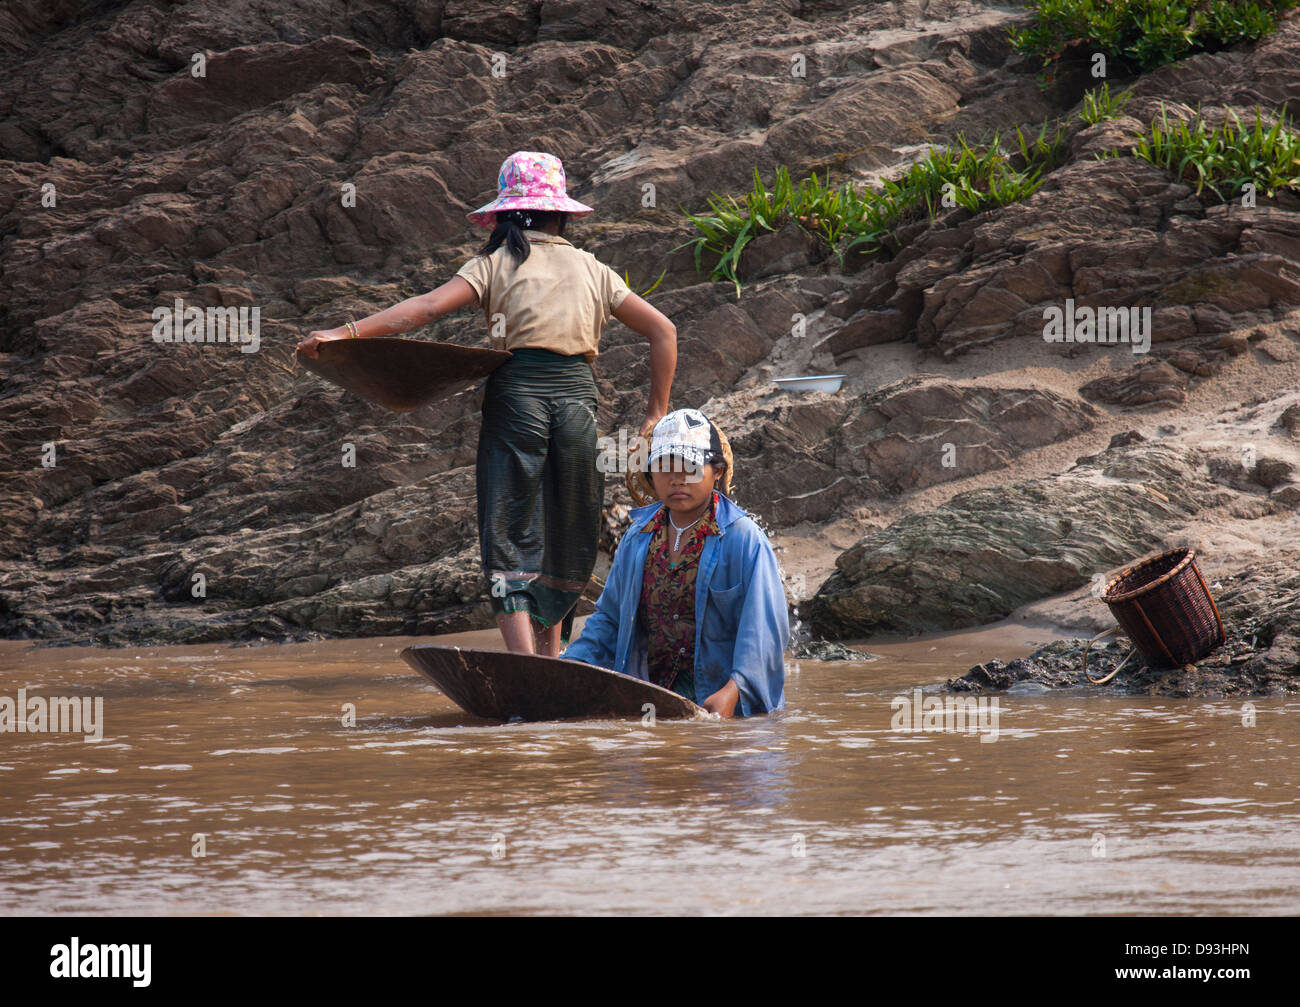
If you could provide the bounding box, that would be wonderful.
[1079,82,1134,125]
[1009,0,1298,76]
[1201,0,1279,44]
[676,119,1074,297]
[1125,3,1196,68]
[1132,103,1300,201]
[1013,119,1070,169]
[674,191,760,298]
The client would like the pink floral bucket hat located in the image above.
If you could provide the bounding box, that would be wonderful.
[465,151,595,229]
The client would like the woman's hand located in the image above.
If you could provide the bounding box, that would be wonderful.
[702,678,740,719]
[637,410,665,444]
[297,329,348,359]
[627,411,664,468]
[636,410,664,444]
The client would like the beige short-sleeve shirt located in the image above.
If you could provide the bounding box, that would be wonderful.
[454,229,632,363]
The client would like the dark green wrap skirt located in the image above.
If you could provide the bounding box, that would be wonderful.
[476,347,601,640]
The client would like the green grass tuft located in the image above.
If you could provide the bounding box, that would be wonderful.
[1131,104,1300,201]
[1079,82,1134,125]
[675,123,1070,298]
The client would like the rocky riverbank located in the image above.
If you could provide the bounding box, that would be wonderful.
[1,1,1298,699]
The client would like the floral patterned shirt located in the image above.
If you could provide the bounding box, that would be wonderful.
[637,491,722,695]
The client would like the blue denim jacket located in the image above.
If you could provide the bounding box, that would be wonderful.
[562,493,789,716]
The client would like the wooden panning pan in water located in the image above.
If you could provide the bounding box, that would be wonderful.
[296,337,512,412]
[401,644,709,722]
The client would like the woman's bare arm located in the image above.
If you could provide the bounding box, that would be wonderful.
[612,292,677,440]
[297,277,480,357]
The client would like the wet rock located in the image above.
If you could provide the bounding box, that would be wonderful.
[790,638,881,662]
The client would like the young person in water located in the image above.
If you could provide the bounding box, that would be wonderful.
[561,408,789,718]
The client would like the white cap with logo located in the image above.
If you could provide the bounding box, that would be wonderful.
[647,408,721,469]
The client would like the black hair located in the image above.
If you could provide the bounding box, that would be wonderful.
[475,209,568,267]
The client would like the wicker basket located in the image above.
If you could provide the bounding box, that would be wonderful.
[1102,549,1225,668]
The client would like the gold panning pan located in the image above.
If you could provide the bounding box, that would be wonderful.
[296,337,512,412]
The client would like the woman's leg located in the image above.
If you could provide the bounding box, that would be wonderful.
[531,618,562,657]
[477,351,600,658]
[536,392,601,658]
[478,370,551,655]
[497,611,536,654]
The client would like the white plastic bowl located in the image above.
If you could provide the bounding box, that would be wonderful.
[772,374,847,394]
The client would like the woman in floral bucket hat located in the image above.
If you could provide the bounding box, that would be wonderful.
[298,151,678,658]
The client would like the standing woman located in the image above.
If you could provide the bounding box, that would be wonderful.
[298,151,677,657]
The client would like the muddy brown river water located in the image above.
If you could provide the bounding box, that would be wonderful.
[2,620,1297,916]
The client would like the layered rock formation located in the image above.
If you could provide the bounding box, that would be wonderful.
[808,417,1300,637]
